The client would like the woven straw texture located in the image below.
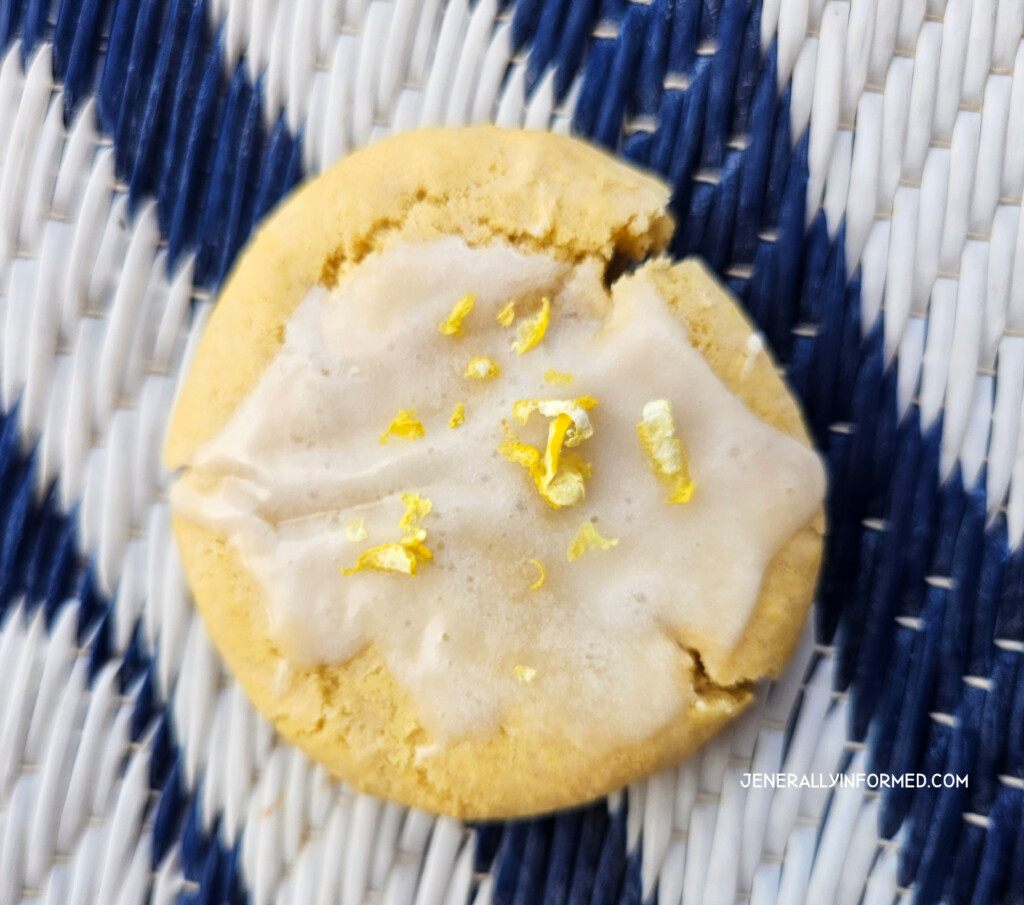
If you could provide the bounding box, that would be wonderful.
[1,0,1023,903]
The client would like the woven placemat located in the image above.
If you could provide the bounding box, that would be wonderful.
[0,0,1022,903]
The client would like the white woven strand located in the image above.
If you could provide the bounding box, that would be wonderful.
[840,0,873,123]
[971,75,1010,234]
[789,37,818,147]
[700,766,744,905]
[471,22,513,124]
[844,90,881,277]
[749,861,782,905]
[934,0,972,141]
[804,3,847,222]
[776,823,815,905]
[804,751,869,903]
[982,205,1016,368]
[835,797,882,905]
[987,333,1024,518]
[20,81,64,260]
[960,374,994,489]
[941,239,988,479]
[896,0,925,55]
[962,0,997,106]
[25,619,84,887]
[0,44,50,280]
[822,129,853,236]
[764,659,836,855]
[919,279,957,429]
[862,848,899,905]
[739,728,786,891]
[22,219,72,469]
[0,39,25,174]
[992,0,1024,71]
[913,148,949,324]
[444,0,498,127]
[809,0,829,31]
[640,769,676,898]
[858,220,889,336]
[57,346,104,511]
[797,702,849,821]
[681,799,716,904]
[315,805,351,905]
[897,316,926,418]
[778,0,810,88]
[420,0,471,127]
[903,23,941,180]
[369,801,404,891]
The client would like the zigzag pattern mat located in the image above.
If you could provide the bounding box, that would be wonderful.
[0,0,1023,903]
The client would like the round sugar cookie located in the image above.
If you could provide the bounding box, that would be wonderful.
[166,126,826,819]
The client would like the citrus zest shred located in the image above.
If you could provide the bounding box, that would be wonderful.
[437,293,476,335]
[399,493,432,539]
[541,413,572,485]
[400,537,434,563]
[497,301,516,327]
[464,357,501,379]
[449,402,466,428]
[342,494,434,576]
[345,517,368,543]
[529,558,546,590]
[342,543,419,576]
[499,430,539,469]
[512,297,550,355]
[512,398,597,447]
[499,397,598,507]
[379,409,425,445]
[637,399,695,504]
[514,665,537,684]
[543,369,574,386]
[567,522,619,561]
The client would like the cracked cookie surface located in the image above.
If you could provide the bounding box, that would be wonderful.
[165,127,825,818]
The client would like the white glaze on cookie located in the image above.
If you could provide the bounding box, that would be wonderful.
[171,238,826,743]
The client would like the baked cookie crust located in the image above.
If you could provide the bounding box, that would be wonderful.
[166,127,824,818]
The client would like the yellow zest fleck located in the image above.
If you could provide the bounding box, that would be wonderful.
[449,402,466,428]
[515,665,537,684]
[544,369,574,386]
[342,494,434,576]
[379,409,425,445]
[512,297,550,355]
[499,434,539,471]
[637,399,695,504]
[497,301,516,327]
[342,543,419,576]
[567,522,619,561]
[400,537,434,564]
[512,397,597,447]
[437,293,475,335]
[465,357,501,379]
[345,517,368,543]
[529,558,546,590]
[499,413,592,509]
[399,493,432,539]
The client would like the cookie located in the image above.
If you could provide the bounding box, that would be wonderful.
[166,127,826,818]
